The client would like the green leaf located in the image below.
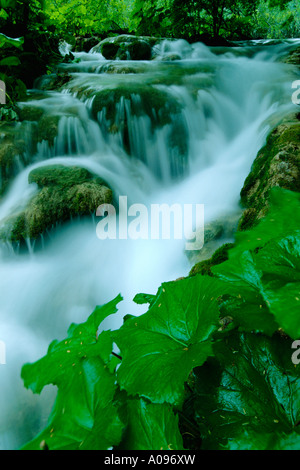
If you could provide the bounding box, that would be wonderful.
[228,188,300,259]
[0,8,9,19]
[0,33,24,49]
[21,295,124,450]
[189,331,300,450]
[0,56,21,66]
[114,276,228,405]
[133,292,156,306]
[212,190,300,338]
[118,397,184,450]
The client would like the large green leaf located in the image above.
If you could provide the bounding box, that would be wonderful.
[189,331,300,450]
[114,275,228,405]
[21,295,125,450]
[0,33,24,49]
[230,188,300,258]
[212,190,300,338]
[0,56,21,66]
[118,397,184,450]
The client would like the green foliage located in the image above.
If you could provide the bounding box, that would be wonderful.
[132,0,297,40]
[188,331,300,450]
[44,0,135,38]
[21,295,125,450]
[114,275,227,405]
[213,188,300,339]
[20,187,300,450]
[254,0,300,38]
[0,0,60,121]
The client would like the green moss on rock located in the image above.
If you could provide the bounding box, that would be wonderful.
[92,84,182,127]
[239,115,300,230]
[0,122,27,196]
[1,164,113,243]
[92,35,157,61]
[189,243,235,277]
[37,114,60,146]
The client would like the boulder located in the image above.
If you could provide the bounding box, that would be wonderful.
[0,164,113,243]
[187,212,241,267]
[281,45,300,66]
[239,114,300,231]
[91,35,159,60]
[0,122,27,196]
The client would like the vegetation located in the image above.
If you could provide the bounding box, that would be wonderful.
[1,0,299,453]
[20,187,300,450]
[0,0,298,116]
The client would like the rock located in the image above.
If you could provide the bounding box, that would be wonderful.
[16,104,45,122]
[36,114,60,147]
[187,212,241,267]
[193,33,235,47]
[281,45,300,66]
[0,122,27,196]
[239,114,300,231]
[127,40,152,60]
[189,242,235,277]
[0,164,113,243]
[91,83,188,176]
[92,84,182,127]
[91,35,159,60]
[74,36,101,52]
[161,53,182,61]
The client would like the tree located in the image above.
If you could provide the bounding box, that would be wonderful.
[133,0,261,40]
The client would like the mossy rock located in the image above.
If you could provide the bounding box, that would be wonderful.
[127,40,152,60]
[186,212,241,266]
[92,35,159,60]
[0,164,113,243]
[189,243,235,277]
[92,84,182,128]
[0,122,27,196]
[239,114,300,230]
[92,84,188,177]
[16,104,45,122]
[36,114,60,146]
[28,165,105,189]
[281,45,300,66]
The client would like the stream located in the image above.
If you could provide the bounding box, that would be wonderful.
[0,37,299,449]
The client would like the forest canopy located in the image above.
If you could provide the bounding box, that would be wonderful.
[0,0,299,117]
[1,0,298,42]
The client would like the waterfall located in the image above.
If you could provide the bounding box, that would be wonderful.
[0,38,299,449]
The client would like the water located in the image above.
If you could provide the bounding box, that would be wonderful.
[0,38,299,449]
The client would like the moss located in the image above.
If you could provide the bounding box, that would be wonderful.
[94,35,157,60]
[0,125,27,196]
[1,164,113,243]
[239,117,300,230]
[36,114,60,146]
[28,164,104,189]
[237,207,259,231]
[127,40,151,60]
[189,242,235,277]
[92,85,182,128]
[16,104,45,122]
[101,42,120,60]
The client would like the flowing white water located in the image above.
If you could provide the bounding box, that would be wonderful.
[0,39,299,449]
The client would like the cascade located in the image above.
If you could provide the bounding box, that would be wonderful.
[0,38,299,449]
